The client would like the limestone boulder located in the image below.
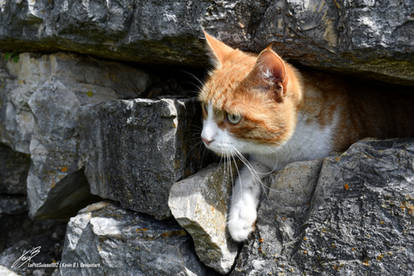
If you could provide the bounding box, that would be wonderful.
[232,139,414,275]
[0,53,150,219]
[169,164,238,274]
[0,0,413,84]
[58,202,216,276]
[80,97,205,219]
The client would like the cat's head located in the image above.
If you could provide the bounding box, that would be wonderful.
[199,31,302,156]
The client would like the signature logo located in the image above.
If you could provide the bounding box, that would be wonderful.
[11,246,41,269]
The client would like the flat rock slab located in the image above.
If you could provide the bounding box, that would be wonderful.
[58,202,215,276]
[232,139,414,275]
[0,1,413,84]
[169,163,238,274]
[80,97,204,219]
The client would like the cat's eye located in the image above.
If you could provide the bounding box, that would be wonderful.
[226,113,242,124]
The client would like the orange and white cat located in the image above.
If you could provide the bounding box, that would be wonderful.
[199,31,414,242]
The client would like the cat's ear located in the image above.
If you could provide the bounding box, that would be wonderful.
[249,47,288,102]
[203,30,234,67]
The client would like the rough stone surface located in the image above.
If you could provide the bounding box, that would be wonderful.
[205,0,414,85]
[0,0,209,66]
[232,139,414,275]
[169,163,238,274]
[0,195,27,216]
[58,201,215,276]
[0,52,150,219]
[0,143,30,195]
[0,265,20,276]
[0,214,67,276]
[80,97,204,219]
[0,52,149,153]
[0,1,413,84]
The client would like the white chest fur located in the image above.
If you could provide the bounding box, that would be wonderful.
[252,111,338,170]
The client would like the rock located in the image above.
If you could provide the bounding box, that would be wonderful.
[58,202,215,276]
[0,265,20,276]
[0,0,209,66]
[80,97,205,219]
[205,0,414,85]
[26,81,98,219]
[169,163,238,274]
[0,196,27,216]
[0,52,150,153]
[0,214,66,276]
[232,139,414,275]
[0,52,150,219]
[0,143,30,195]
[0,1,413,84]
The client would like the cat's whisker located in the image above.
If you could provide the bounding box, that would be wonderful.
[233,150,284,193]
[227,149,243,195]
[228,152,235,190]
[181,70,205,89]
[232,147,275,176]
[231,147,271,193]
[230,154,239,191]
[188,141,203,155]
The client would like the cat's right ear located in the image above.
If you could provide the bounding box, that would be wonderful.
[203,30,234,67]
[248,47,288,102]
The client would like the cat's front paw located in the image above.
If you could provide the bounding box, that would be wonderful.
[227,207,256,242]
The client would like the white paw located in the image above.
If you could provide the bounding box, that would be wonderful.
[227,206,257,242]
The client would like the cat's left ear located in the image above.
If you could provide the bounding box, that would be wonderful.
[248,47,288,102]
[203,30,235,67]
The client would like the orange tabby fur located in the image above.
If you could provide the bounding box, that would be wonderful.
[199,31,414,151]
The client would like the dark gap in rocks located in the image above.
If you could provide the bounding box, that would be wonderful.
[227,241,246,276]
[139,64,210,99]
[292,62,414,89]
[0,213,67,276]
[0,194,27,216]
[34,169,102,220]
[0,143,30,195]
[167,215,222,276]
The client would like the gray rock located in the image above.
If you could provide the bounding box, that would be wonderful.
[26,81,97,219]
[0,52,150,153]
[232,139,414,275]
[0,52,150,219]
[0,143,30,195]
[169,164,238,274]
[0,195,27,215]
[0,0,209,66]
[80,97,204,219]
[0,214,66,276]
[0,1,413,84]
[207,0,414,85]
[58,201,214,276]
[0,265,20,276]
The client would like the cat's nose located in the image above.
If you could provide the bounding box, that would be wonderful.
[201,136,214,146]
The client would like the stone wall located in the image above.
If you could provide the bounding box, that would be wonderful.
[0,1,413,275]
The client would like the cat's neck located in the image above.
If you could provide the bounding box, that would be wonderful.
[251,109,337,170]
